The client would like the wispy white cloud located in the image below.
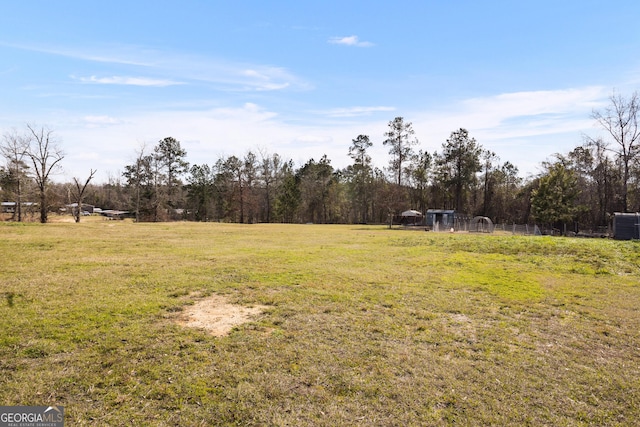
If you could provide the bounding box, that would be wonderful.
[409,86,609,175]
[6,41,308,92]
[461,87,606,123]
[75,75,183,87]
[58,102,370,181]
[328,35,374,47]
[409,86,606,141]
[321,106,395,117]
[240,68,293,91]
[35,82,611,183]
[132,55,309,92]
[0,41,155,66]
[82,115,122,127]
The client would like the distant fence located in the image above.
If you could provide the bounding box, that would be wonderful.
[424,218,542,235]
[399,220,543,236]
[492,223,542,236]
[394,215,612,237]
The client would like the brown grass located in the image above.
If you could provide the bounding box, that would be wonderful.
[175,294,268,337]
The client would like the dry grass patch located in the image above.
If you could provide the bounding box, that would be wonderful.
[175,294,269,337]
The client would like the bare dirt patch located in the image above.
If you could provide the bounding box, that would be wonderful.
[176,294,268,337]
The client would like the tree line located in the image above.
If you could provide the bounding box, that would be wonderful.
[2,92,640,232]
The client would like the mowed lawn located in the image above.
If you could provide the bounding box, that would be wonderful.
[1,220,639,426]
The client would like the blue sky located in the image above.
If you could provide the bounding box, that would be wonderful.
[2,1,640,183]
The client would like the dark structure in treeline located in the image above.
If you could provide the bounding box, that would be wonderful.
[613,213,640,240]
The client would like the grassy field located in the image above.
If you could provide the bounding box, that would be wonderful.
[1,219,639,426]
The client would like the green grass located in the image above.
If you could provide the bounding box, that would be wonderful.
[1,220,639,426]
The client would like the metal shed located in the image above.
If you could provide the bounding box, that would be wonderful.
[613,212,640,240]
[425,209,456,230]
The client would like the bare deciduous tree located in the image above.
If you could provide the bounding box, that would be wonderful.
[71,169,97,222]
[1,129,30,221]
[591,91,640,212]
[25,124,64,223]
